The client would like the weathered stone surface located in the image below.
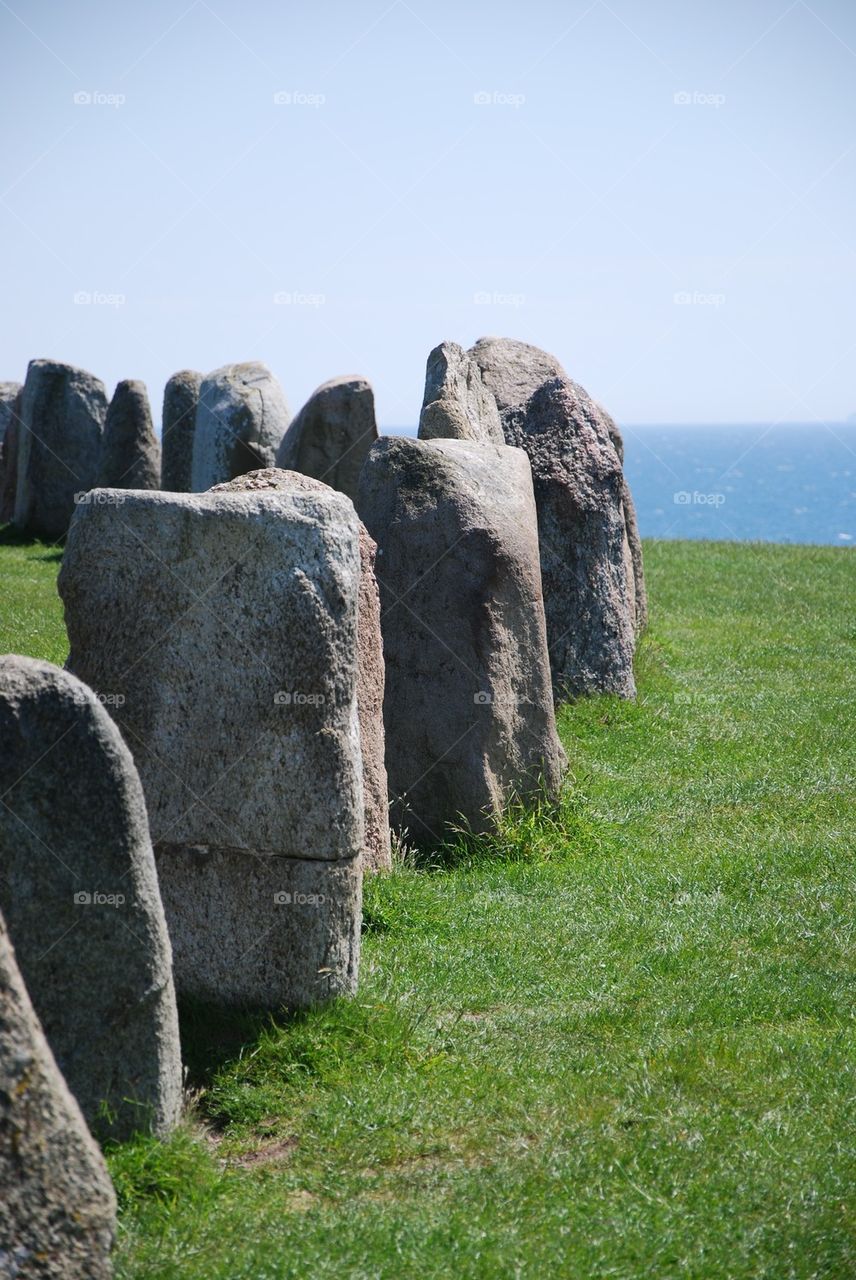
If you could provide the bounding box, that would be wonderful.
[0,381,20,448]
[275,375,377,502]
[97,380,160,490]
[470,335,564,412]
[356,526,392,871]
[161,369,202,492]
[13,360,107,539]
[472,335,647,644]
[207,469,391,874]
[59,484,364,1008]
[0,909,116,1280]
[191,361,290,491]
[418,342,503,444]
[0,387,22,523]
[601,408,648,633]
[0,655,182,1141]
[358,436,566,845]
[154,847,361,1008]
[504,379,636,699]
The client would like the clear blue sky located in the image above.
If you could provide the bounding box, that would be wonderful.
[1,0,854,429]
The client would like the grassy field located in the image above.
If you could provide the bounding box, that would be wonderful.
[2,532,854,1279]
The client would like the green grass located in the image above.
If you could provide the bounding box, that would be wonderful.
[3,532,854,1278]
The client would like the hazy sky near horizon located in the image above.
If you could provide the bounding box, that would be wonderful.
[1,0,854,429]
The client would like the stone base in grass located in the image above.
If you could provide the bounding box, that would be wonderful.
[155,845,361,1009]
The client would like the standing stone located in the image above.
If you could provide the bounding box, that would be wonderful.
[13,360,107,539]
[504,379,636,699]
[418,343,503,445]
[470,335,564,413]
[0,910,116,1280]
[601,408,648,633]
[0,386,22,524]
[358,436,566,845]
[206,468,391,874]
[471,336,647,633]
[59,484,364,1008]
[0,655,183,1142]
[97,379,161,490]
[161,369,202,492]
[0,382,21,449]
[191,361,290,491]
[275,375,377,502]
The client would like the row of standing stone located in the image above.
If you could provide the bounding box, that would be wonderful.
[1,337,647,1275]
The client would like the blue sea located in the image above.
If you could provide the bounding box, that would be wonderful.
[386,423,856,546]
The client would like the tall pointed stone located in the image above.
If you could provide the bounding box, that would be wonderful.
[191,361,290,491]
[13,360,106,539]
[161,369,202,492]
[0,384,22,523]
[0,655,183,1141]
[97,379,160,490]
[276,375,377,502]
[358,436,566,845]
[418,342,503,444]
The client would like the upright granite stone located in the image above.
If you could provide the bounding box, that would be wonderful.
[191,361,290,491]
[161,369,202,492]
[470,335,564,413]
[59,485,364,1008]
[0,386,22,523]
[13,360,106,539]
[0,381,21,449]
[503,379,636,699]
[0,910,116,1280]
[97,379,161,490]
[0,655,183,1142]
[601,407,648,633]
[417,342,503,444]
[358,436,566,845]
[471,335,647,639]
[275,375,377,502]
[207,468,391,873]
